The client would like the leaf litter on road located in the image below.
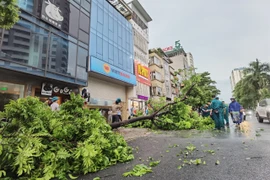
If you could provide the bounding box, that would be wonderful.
[122,164,152,177]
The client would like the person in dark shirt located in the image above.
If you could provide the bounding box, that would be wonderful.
[229,98,241,127]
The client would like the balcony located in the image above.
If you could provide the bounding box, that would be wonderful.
[107,0,132,19]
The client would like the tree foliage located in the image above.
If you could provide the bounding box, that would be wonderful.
[234,59,270,108]
[180,71,220,108]
[0,0,20,29]
[0,94,133,179]
[125,73,216,130]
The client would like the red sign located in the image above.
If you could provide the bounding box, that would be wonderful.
[162,46,173,52]
[135,62,151,86]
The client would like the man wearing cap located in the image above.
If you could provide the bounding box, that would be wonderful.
[229,98,241,127]
[111,98,122,123]
[50,96,60,111]
[210,96,224,130]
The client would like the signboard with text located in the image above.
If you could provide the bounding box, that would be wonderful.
[135,61,151,86]
[90,56,137,85]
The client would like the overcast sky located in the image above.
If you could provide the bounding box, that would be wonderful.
[139,0,270,102]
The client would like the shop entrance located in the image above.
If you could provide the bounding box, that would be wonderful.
[0,82,25,111]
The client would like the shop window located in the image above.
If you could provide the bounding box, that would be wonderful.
[0,82,24,111]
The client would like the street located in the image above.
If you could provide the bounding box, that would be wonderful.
[80,114,270,180]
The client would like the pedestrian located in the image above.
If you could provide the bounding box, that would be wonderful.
[229,98,242,127]
[201,104,210,117]
[210,96,224,130]
[108,108,112,123]
[144,106,149,116]
[111,98,122,123]
[45,97,53,107]
[222,101,229,127]
[50,96,60,111]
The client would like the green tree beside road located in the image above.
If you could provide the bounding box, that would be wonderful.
[234,59,270,108]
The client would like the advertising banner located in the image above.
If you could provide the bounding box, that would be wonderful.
[134,61,151,86]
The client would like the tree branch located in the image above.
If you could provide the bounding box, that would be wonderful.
[110,83,196,129]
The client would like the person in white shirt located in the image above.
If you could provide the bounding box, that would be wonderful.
[50,96,60,111]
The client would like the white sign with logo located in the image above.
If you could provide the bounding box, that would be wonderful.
[41,83,53,96]
[41,0,64,29]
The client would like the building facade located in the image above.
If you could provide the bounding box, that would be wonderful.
[86,0,135,119]
[0,0,91,111]
[186,52,195,74]
[163,41,189,80]
[230,67,245,91]
[126,0,152,111]
[149,48,173,101]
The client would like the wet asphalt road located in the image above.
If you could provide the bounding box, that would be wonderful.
[80,114,270,180]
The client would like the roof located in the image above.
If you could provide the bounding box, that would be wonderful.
[128,0,152,22]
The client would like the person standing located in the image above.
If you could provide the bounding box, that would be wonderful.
[112,98,122,123]
[222,101,229,127]
[50,96,60,111]
[201,104,210,117]
[229,98,241,127]
[210,96,224,130]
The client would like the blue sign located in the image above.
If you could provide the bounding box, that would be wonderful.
[90,56,137,85]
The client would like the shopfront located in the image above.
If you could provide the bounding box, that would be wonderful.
[0,81,25,111]
[130,61,151,112]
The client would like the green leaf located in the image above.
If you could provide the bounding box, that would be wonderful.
[68,174,78,179]
[215,160,220,165]
[177,165,182,170]
[149,160,160,167]
[93,177,101,180]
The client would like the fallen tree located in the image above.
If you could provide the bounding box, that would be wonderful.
[110,83,196,129]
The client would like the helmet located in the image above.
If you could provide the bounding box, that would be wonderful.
[52,96,59,102]
[116,98,121,103]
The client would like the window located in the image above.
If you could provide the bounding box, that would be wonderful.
[81,0,91,12]
[77,47,87,67]
[18,0,34,13]
[151,87,162,96]
[151,71,162,81]
[0,82,25,111]
[0,19,48,69]
[150,56,161,66]
[79,30,89,44]
[48,34,77,76]
[69,5,80,38]
[79,12,90,33]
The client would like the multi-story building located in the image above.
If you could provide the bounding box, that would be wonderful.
[0,0,91,111]
[230,67,245,91]
[163,41,189,80]
[126,0,152,111]
[86,0,136,119]
[186,52,195,74]
[149,48,173,101]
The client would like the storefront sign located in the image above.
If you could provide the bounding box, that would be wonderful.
[135,62,151,86]
[137,95,148,101]
[41,83,53,96]
[41,83,72,96]
[90,56,137,85]
[0,87,8,91]
[41,0,65,29]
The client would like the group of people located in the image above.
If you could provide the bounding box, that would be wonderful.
[200,96,244,130]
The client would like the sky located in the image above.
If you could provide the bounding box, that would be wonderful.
[139,0,270,102]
